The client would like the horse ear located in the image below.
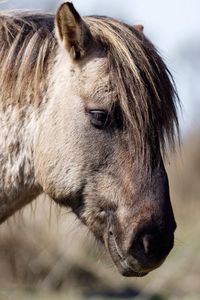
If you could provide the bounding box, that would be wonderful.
[133,24,144,33]
[55,2,92,59]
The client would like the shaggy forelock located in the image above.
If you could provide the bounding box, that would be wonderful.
[86,16,180,159]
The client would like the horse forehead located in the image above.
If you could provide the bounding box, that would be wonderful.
[77,56,110,100]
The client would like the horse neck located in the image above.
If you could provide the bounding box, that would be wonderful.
[0,40,70,223]
[0,13,61,222]
[0,88,48,223]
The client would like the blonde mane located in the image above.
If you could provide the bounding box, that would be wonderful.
[0,12,57,107]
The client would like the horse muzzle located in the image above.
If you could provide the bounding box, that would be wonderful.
[106,220,175,277]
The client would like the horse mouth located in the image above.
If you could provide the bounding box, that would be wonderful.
[106,231,150,277]
[116,259,148,277]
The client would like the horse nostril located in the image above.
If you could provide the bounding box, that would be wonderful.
[141,233,160,257]
[130,227,174,267]
[142,234,151,255]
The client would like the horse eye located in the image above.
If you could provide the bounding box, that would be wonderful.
[88,110,109,129]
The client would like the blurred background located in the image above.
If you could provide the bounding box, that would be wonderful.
[0,0,200,299]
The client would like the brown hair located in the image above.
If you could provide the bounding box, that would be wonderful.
[0,13,57,106]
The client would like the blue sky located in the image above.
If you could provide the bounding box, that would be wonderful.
[0,0,200,134]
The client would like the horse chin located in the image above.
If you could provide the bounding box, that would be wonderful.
[117,265,148,277]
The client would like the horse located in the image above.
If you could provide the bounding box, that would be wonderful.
[0,2,179,277]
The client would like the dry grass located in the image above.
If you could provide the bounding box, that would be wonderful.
[0,130,200,300]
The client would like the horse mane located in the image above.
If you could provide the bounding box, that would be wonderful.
[0,12,57,106]
[0,12,179,157]
[86,16,180,157]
